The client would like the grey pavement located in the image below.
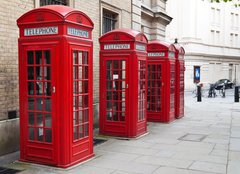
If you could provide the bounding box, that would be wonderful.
[1,89,240,174]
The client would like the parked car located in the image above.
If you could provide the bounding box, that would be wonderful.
[214,79,233,90]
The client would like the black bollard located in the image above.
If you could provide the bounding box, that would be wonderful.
[234,86,239,102]
[197,85,202,102]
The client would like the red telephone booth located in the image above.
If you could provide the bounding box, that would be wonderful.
[17,5,94,167]
[99,29,148,138]
[147,40,176,123]
[175,45,185,119]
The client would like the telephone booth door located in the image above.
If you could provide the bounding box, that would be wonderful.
[147,41,176,123]
[22,45,57,164]
[99,29,148,138]
[101,57,129,136]
[147,63,163,121]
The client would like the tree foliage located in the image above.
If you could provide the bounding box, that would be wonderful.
[211,0,240,7]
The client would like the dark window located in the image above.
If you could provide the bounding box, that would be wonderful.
[40,0,68,6]
[102,9,117,34]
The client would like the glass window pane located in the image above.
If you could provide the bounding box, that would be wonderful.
[45,114,51,127]
[28,67,34,80]
[45,67,51,80]
[74,126,78,140]
[84,123,89,136]
[79,125,83,138]
[73,96,77,110]
[36,98,44,111]
[73,66,78,79]
[27,51,34,65]
[79,111,83,123]
[73,51,78,64]
[44,50,50,64]
[73,81,78,94]
[37,128,44,141]
[82,81,88,93]
[28,98,35,110]
[45,98,51,112]
[78,52,83,64]
[28,82,34,95]
[46,83,51,96]
[36,82,43,95]
[83,95,88,107]
[83,66,88,79]
[106,61,112,69]
[45,129,52,143]
[83,52,88,64]
[28,127,35,140]
[36,51,42,65]
[73,112,77,125]
[28,112,34,125]
[78,66,83,79]
[84,109,89,122]
[37,113,43,127]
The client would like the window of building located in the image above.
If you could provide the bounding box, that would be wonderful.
[210,30,221,45]
[40,0,68,6]
[102,9,118,34]
[211,7,220,26]
[230,33,234,47]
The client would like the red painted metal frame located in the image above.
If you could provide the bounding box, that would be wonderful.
[174,45,185,119]
[99,29,148,138]
[17,5,94,168]
[147,40,176,123]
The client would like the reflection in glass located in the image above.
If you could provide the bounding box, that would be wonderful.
[28,112,34,125]
[28,127,35,140]
[36,81,43,95]
[37,128,43,141]
[78,66,83,79]
[78,52,82,64]
[45,129,52,143]
[79,111,83,122]
[122,61,126,69]
[27,51,34,65]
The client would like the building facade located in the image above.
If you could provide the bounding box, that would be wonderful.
[0,0,171,156]
[166,0,240,90]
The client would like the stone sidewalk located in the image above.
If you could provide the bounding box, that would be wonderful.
[1,91,240,174]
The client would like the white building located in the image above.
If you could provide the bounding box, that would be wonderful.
[166,0,240,90]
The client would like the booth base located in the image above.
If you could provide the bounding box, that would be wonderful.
[18,153,95,169]
[97,132,149,140]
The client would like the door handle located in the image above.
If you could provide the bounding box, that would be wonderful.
[52,86,56,93]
